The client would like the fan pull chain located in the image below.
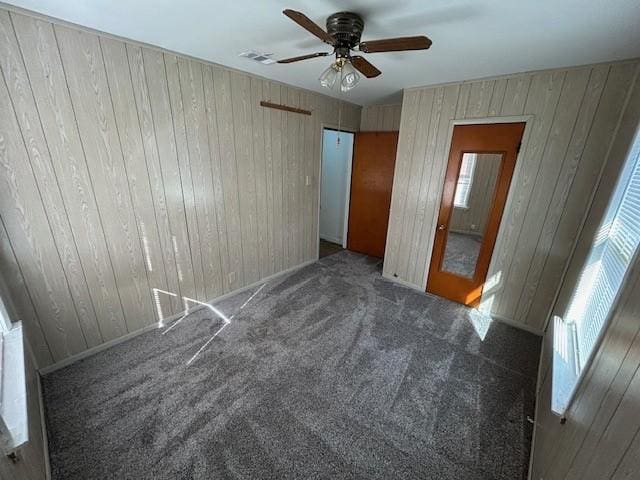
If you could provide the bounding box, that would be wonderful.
[337,100,342,148]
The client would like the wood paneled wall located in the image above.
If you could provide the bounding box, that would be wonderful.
[530,78,640,478]
[360,104,402,131]
[0,8,360,368]
[384,60,640,333]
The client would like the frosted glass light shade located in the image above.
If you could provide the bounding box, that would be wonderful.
[340,61,360,92]
[319,64,339,89]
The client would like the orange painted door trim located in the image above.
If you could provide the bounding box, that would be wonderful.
[347,131,399,258]
[426,122,525,306]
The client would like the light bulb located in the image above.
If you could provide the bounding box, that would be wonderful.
[340,61,360,92]
[319,63,340,89]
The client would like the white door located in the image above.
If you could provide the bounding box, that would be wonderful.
[319,130,354,245]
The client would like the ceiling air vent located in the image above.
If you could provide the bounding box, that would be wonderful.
[239,51,276,65]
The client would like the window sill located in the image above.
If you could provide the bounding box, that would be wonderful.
[551,316,580,416]
[0,322,27,453]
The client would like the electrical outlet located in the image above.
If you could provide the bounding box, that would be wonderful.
[228,271,237,284]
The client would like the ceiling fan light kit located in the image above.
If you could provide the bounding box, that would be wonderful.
[318,57,361,92]
[278,9,432,93]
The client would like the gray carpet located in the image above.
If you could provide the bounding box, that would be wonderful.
[319,238,344,258]
[43,251,540,480]
[442,232,483,278]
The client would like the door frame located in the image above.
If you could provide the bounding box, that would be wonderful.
[420,115,533,294]
[316,124,357,258]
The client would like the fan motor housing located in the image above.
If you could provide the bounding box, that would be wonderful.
[326,12,364,49]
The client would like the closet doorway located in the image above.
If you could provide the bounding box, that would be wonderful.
[426,122,525,306]
[319,128,355,258]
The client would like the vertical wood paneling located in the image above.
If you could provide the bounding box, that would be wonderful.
[54,25,154,333]
[12,14,129,343]
[501,75,531,115]
[0,74,86,360]
[0,218,52,366]
[384,89,421,276]
[178,58,223,299]
[0,8,360,367]
[488,71,566,317]
[515,65,609,325]
[360,104,402,131]
[261,82,276,273]
[413,84,461,287]
[163,55,205,301]
[488,78,507,116]
[524,63,637,328]
[384,61,640,334]
[126,46,184,316]
[231,71,259,283]
[267,82,284,273]
[202,65,231,292]
[405,88,440,282]
[155,52,199,303]
[529,65,640,480]
[0,12,102,347]
[212,66,244,289]
[466,80,494,118]
[498,69,590,321]
[396,90,436,279]
[100,37,176,319]
[250,77,269,279]
[300,91,315,261]
[309,90,322,261]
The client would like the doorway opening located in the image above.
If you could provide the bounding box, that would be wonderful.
[319,128,355,258]
[427,122,526,306]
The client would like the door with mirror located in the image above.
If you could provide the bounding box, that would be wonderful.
[426,122,525,306]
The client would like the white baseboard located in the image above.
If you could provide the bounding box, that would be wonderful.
[319,234,343,245]
[39,259,316,375]
[489,313,543,336]
[381,272,423,291]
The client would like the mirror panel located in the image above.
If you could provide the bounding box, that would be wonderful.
[441,153,503,278]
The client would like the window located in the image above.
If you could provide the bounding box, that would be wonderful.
[454,153,477,208]
[552,131,640,414]
[0,287,28,453]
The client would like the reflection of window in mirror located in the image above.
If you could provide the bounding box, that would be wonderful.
[453,153,477,209]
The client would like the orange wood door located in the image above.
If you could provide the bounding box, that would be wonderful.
[426,122,525,306]
[347,132,398,258]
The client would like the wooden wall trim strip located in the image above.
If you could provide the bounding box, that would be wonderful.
[260,101,312,116]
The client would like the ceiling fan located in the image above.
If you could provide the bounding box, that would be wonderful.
[278,9,432,92]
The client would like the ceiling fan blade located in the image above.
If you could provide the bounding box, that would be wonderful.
[359,35,432,53]
[277,52,331,64]
[283,9,335,45]
[350,56,382,78]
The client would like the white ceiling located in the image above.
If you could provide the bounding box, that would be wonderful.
[4,0,640,105]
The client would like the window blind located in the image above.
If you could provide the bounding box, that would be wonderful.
[565,139,640,372]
